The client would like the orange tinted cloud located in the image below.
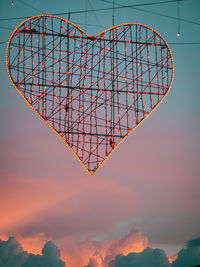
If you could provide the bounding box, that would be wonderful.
[0,163,139,267]
[168,253,178,263]
[0,233,48,255]
[0,229,148,267]
[60,228,148,267]
[16,233,48,255]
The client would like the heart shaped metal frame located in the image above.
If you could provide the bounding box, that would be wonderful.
[6,15,174,175]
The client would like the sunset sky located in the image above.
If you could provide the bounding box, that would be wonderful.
[0,0,200,266]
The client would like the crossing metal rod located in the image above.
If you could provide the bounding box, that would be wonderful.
[42,17,46,114]
[111,0,115,144]
[66,12,71,141]
[57,131,125,138]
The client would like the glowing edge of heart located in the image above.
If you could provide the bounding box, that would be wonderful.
[6,14,174,176]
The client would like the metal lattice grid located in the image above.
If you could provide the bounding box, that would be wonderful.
[6,15,174,175]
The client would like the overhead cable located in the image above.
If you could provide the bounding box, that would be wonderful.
[15,0,44,14]
[101,0,200,27]
[0,0,184,22]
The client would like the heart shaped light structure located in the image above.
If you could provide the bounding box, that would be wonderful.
[6,15,174,175]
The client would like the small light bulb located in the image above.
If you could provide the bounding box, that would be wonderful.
[11,0,14,5]
[177,32,180,37]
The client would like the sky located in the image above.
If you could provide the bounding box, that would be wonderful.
[0,0,200,266]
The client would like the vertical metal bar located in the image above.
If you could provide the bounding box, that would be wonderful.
[67,12,70,142]
[111,0,115,145]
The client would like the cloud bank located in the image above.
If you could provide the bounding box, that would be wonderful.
[0,237,65,267]
[108,247,170,267]
[60,228,148,267]
[172,237,200,267]
[0,236,200,267]
[109,237,200,267]
[0,237,28,267]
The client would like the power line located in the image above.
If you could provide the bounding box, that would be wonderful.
[74,21,106,29]
[0,0,183,22]
[88,0,104,29]
[15,0,44,14]
[0,0,199,46]
[0,26,13,30]
[0,20,106,34]
[3,21,105,31]
[0,40,199,46]
[169,42,200,45]
[101,0,200,27]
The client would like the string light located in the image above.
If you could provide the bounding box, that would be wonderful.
[11,0,14,6]
[177,0,180,37]
[6,15,174,175]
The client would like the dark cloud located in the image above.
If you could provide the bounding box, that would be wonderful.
[0,237,28,267]
[0,237,65,267]
[186,237,200,248]
[1,236,200,267]
[108,238,200,267]
[108,247,171,267]
[172,237,200,267]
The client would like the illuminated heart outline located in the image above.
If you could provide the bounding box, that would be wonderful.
[6,15,174,175]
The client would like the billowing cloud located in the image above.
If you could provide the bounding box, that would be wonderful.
[1,235,200,267]
[108,237,200,267]
[186,237,200,248]
[172,237,200,267]
[0,237,28,267]
[0,237,65,267]
[88,252,103,267]
[0,230,148,267]
[60,228,148,267]
[108,247,170,267]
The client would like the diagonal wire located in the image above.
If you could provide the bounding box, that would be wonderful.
[0,0,186,21]
[15,0,45,14]
[88,0,105,29]
[101,0,200,27]
[0,26,13,30]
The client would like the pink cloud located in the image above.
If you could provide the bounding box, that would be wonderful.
[0,229,148,267]
[60,228,148,267]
